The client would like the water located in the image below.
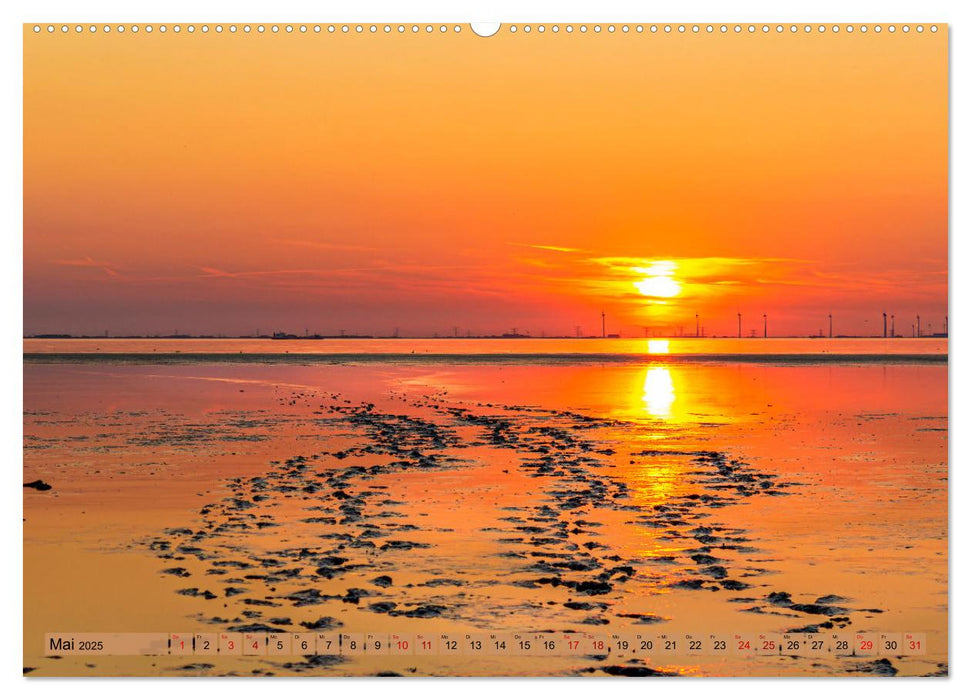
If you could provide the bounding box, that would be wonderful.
[22,341,949,676]
[23,337,948,364]
[23,360,948,676]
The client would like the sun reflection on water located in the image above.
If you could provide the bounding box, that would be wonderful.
[642,366,676,418]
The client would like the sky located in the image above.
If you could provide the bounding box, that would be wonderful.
[23,25,948,338]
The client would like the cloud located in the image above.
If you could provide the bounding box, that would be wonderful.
[51,256,118,277]
[510,243,585,254]
[186,259,546,303]
[197,266,330,279]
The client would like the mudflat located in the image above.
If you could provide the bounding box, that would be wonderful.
[23,359,947,677]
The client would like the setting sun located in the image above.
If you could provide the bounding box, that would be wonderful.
[634,261,681,298]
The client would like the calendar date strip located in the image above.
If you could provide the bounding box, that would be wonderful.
[44,631,927,658]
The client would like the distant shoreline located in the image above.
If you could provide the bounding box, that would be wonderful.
[22,352,947,366]
[23,335,949,340]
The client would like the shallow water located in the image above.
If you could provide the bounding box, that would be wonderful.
[23,337,948,360]
[23,360,947,677]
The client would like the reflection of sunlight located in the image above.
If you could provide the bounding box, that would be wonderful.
[647,339,669,354]
[642,367,675,418]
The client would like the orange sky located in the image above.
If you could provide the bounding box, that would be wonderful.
[24,25,948,337]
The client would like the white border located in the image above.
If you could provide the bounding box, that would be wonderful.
[4,1,966,699]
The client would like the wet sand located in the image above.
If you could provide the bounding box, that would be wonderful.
[23,361,947,677]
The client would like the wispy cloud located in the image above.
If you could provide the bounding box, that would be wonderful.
[51,256,118,277]
[197,266,330,279]
[510,243,585,254]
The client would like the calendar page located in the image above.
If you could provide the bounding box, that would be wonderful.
[22,17,948,679]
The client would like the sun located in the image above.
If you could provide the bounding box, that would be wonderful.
[633,260,681,298]
[635,276,681,297]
